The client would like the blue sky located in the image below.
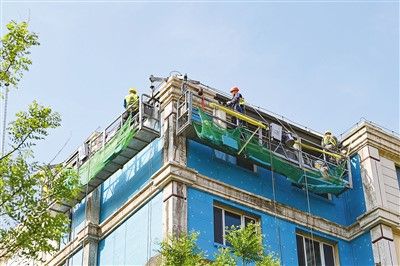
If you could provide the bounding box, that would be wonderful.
[1,1,399,163]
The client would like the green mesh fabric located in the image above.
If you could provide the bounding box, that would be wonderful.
[193,109,348,195]
[193,109,242,152]
[79,117,136,186]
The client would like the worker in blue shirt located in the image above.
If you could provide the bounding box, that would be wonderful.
[226,86,245,114]
[226,86,245,126]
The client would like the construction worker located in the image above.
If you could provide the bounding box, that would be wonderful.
[124,88,139,113]
[226,86,245,114]
[321,130,339,151]
[314,160,330,181]
[226,86,245,127]
[321,130,339,163]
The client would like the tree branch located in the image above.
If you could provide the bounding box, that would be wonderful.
[0,130,33,161]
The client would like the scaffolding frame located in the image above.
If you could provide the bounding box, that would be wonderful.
[177,90,351,195]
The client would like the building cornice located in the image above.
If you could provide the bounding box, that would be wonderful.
[47,223,100,266]
[342,122,400,164]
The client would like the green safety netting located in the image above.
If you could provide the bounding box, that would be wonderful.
[79,117,136,186]
[193,109,348,195]
[193,109,242,152]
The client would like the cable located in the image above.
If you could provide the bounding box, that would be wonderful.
[48,132,72,165]
[267,134,283,264]
[146,140,153,263]
[256,104,317,262]
[250,105,284,261]
[1,88,8,156]
[302,165,318,266]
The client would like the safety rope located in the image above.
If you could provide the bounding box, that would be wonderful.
[268,134,283,264]
[1,89,8,156]
[146,139,153,263]
[302,165,318,266]
[252,107,283,262]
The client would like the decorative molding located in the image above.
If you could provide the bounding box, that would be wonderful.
[47,223,100,266]
[342,122,400,164]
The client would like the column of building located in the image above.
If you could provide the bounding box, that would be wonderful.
[160,79,189,237]
[346,124,400,266]
[81,187,101,266]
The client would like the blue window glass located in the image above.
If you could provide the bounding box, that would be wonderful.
[224,210,241,230]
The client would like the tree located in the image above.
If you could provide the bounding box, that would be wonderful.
[225,223,263,265]
[0,21,39,88]
[224,223,280,266]
[212,247,236,266]
[159,232,205,266]
[159,224,280,266]
[0,21,80,261]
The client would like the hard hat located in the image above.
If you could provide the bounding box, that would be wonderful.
[129,88,137,94]
[324,130,332,135]
[230,86,239,93]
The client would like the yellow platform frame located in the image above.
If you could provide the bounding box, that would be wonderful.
[209,103,268,129]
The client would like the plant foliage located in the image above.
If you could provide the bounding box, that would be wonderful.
[0,21,80,261]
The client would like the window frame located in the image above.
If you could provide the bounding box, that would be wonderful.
[213,204,258,246]
[296,233,339,266]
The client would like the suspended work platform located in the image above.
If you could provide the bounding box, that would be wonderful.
[50,94,161,213]
[177,88,351,196]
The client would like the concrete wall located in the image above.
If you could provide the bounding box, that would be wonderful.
[379,157,400,213]
[358,146,400,213]
[187,140,366,226]
[394,232,400,264]
[97,192,163,266]
[187,187,374,266]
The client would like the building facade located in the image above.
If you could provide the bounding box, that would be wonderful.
[44,76,399,266]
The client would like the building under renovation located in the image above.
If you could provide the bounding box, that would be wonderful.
[43,74,399,266]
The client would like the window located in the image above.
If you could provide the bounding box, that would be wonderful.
[237,156,255,171]
[296,234,337,266]
[214,149,256,172]
[213,205,257,245]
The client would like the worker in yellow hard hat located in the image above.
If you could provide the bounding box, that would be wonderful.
[321,130,339,163]
[124,88,139,113]
[321,130,338,151]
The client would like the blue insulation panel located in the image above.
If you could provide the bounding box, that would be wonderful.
[187,140,366,226]
[70,198,86,240]
[222,135,239,150]
[67,248,83,266]
[187,187,374,266]
[97,192,163,265]
[100,138,163,222]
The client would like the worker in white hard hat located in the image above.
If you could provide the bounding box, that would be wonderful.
[124,88,139,112]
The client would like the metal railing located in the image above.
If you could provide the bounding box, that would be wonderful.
[177,91,351,185]
[66,94,160,169]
